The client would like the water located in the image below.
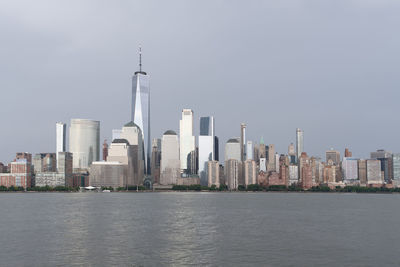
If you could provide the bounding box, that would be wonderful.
[0,192,399,266]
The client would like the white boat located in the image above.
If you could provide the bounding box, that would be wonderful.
[102,189,111,193]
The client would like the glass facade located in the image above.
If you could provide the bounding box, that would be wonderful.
[132,73,150,174]
[393,154,400,181]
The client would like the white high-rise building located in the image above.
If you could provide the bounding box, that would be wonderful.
[246,141,253,160]
[199,116,215,185]
[69,119,100,171]
[179,109,195,174]
[56,122,66,168]
[296,128,304,161]
[160,130,180,185]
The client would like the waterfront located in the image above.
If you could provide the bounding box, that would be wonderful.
[0,192,399,266]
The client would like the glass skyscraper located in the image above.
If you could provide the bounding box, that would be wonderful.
[132,49,150,174]
[199,116,215,185]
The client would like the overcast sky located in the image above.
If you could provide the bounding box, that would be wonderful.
[1,0,400,163]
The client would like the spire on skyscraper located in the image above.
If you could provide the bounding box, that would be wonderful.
[139,45,142,72]
[135,45,147,75]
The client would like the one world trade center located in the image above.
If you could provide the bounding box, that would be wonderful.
[132,47,151,174]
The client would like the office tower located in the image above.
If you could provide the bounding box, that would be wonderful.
[246,141,253,160]
[102,140,108,161]
[107,139,132,164]
[279,155,289,185]
[366,159,383,184]
[35,152,73,187]
[259,137,266,159]
[326,149,340,165]
[253,144,259,163]
[267,144,275,171]
[301,163,312,189]
[33,153,56,173]
[298,152,309,184]
[392,154,400,186]
[89,162,126,189]
[288,143,296,164]
[225,138,241,161]
[108,121,145,184]
[56,122,66,166]
[57,152,73,175]
[370,149,392,159]
[342,157,358,181]
[112,129,122,141]
[315,160,324,184]
[199,116,215,184]
[207,161,220,187]
[358,160,367,185]
[69,119,100,171]
[107,139,140,186]
[16,152,32,162]
[240,123,246,161]
[179,109,196,174]
[370,149,393,182]
[288,165,299,185]
[260,158,267,172]
[160,130,180,185]
[244,159,257,186]
[91,126,143,188]
[120,122,144,154]
[296,128,304,162]
[225,159,241,190]
[212,136,219,161]
[344,148,352,157]
[275,153,280,173]
[151,138,162,184]
[187,150,197,176]
[132,47,150,174]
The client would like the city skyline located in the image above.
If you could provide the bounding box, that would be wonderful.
[1,1,400,163]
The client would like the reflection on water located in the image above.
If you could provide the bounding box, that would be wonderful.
[0,192,400,266]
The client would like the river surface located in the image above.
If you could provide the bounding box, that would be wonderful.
[0,192,399,266]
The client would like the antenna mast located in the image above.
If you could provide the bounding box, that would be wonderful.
[139,46,142,72]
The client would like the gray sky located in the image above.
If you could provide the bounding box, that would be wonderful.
[1,0,400,163]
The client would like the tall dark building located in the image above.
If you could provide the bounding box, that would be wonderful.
[214,136,219,161]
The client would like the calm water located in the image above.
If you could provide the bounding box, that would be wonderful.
[0,192,399,266]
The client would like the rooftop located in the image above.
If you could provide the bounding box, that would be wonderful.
[163,130,177,135]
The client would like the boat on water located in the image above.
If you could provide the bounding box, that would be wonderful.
[102,190,111,193]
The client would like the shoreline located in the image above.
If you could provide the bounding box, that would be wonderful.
[1,190,399,194]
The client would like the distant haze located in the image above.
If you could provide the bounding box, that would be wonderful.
[1,0,399,163]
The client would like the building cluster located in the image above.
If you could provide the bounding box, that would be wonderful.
[1,49,399,191]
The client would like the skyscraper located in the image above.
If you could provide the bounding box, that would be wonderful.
[56,122,66,167]
[370,149,393,182]
[160,130,180,185]
[132,47,150,174]
[69,119,100,171]
[267,144,275,171]
[199,116,215,185]
[326,149,341,165]
[179,109,195,174]
[246,141,253,160]
[296,128,304,162]
[240,123,246,161]
[225,138,241,161]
